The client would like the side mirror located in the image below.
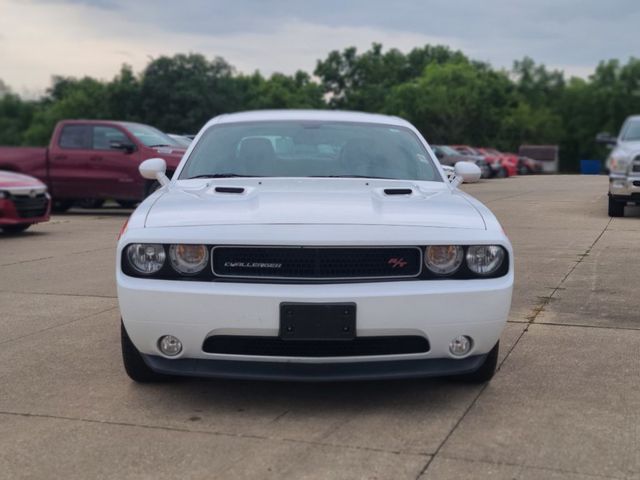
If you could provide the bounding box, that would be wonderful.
[110,141,136,153]
[139,158,170,187]
[451,161,481,187]
[595,132,617,146]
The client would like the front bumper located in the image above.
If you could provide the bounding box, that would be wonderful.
[118,271,513,376]
[141,352,489,381]
[609,174,640,200]
[0,195,51,226]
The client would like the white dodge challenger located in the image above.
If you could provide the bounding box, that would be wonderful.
[117,110,513,383]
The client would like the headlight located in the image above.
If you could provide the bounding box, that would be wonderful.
[424,245,463,275]
[608,154,630,173]
[169,244,209,275]
[126,244,166,274]
[0,191,7,199]
[466,245,505,276]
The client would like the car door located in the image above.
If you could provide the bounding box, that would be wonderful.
[48,124,95,199]
[90,125,142,200]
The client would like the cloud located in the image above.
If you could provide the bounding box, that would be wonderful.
[0,0,456,94]
[3,0,640,94]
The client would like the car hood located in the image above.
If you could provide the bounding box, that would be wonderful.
[0,170,45,188]
[151,146,187,156]
[143,146,187,168]
[144,179,485,230]
[616,140,640,156]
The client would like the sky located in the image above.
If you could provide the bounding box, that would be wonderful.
[1,0,639,97]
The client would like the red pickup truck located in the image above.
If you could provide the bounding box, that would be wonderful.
[0,120,186,211]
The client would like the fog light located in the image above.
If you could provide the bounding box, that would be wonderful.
[449,335,472,356]
[158,335,182,356]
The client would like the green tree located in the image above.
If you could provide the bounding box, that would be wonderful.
[0,93,36,145]
[498,102,563,152]
[23,76,109,145]
[105,65,142,121]
[315,43,467,111]
[384,61,514,146]
[244,71,324,110]
[511,57,565,108]
[138,53,242,133]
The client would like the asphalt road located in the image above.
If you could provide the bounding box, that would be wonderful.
[1,175,638,479]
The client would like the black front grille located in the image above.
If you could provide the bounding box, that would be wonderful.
[11,194,48,218]
[203,335,430,357]
[212,246,422,280]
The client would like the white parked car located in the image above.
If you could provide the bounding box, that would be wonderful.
[117,110,513,383]
[598,115,640,217]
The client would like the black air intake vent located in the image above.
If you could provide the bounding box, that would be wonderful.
[10,194,48,218]
[215,187,245,194]
[203,335,430,357]
[383,188,413,195]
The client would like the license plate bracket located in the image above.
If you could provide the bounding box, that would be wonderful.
[279,302,356,341]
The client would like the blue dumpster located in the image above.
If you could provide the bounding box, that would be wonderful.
[580,159,601,175]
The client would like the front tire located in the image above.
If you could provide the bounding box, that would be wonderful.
[116,200,138,209]
[455,341,499,383]
[77,198,105,209]
[121,321,171,383]
[518,164,531,175]
[2,224,30,233]
[52,200,74,213]
[608,196,625,217]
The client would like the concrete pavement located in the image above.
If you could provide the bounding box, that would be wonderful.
[0,175,638,479]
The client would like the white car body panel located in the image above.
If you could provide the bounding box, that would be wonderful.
[144,179,485,230]
[117,110,513,380]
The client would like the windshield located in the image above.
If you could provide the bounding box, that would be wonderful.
[168,134,193,147]
[179,121,441,182]
[120,122,180,147]
[621,119,640,141]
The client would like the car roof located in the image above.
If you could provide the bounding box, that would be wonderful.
[208,110,411,128]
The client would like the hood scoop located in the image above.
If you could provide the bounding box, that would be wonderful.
[383,188,414,196]
[215,186,245,194]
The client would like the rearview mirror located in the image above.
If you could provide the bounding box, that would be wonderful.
[450,161,481,187]
[139,158,170,186]
[595,132,617,146]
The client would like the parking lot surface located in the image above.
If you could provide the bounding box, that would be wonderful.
[1,175,638,480]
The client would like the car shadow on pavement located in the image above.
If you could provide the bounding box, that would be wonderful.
[53,209,133,217]
[623,205,640,217]
[123,375,481,419]
[0,230,49,237]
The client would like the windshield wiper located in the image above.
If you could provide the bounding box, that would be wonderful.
[149,144,173,148]
[186,173,261,179]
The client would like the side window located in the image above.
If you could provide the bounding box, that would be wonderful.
[58,125,91,149]
[93,126,130,150]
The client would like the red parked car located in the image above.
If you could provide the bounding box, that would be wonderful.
[450,145,508,178]
[0,170,51,233]
[476,148,518,178]
[0,120,186,212]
